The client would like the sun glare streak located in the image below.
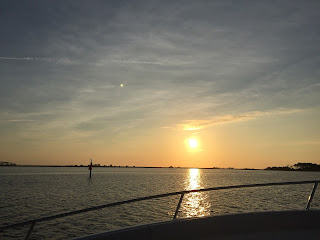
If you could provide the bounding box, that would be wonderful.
[182,169,211,218]
[188,168,201,189]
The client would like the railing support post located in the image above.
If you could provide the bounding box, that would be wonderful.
[173,193,185,219]
[306,182,318,209]
[24,221,36,240]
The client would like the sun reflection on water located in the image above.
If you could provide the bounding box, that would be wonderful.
[182,169,211,218]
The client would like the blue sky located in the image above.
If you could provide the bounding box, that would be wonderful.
[0,1,319,167]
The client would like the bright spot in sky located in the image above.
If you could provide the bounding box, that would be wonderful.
[120,83,124,87]
[188,138,198,149]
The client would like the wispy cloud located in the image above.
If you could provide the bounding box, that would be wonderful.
[0,56,81,65]
[109,59,194,66]
[111,59,168,65]
[7,119,35,122]
[0,56,50,61]
[178,109,303,131]
[282,141,320,146]
[0,57,32,60]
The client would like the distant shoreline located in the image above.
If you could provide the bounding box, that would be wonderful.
[265,163,320,172]
[0,165,262,170]
[2,162,319,172]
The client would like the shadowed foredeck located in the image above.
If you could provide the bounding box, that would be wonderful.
[75,210,320,240]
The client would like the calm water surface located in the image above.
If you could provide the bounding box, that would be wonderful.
[1,167,319,239]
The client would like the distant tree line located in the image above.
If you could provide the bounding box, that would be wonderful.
[0,161,16,166]
[265,162,320,171]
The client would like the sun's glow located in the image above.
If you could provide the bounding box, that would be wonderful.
[188,138,198,148]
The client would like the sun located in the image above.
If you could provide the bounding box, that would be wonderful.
[188,138,198,149]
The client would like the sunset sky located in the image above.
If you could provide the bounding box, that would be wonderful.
[1,1,319,168]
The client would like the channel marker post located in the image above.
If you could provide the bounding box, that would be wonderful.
[88,159,93,178]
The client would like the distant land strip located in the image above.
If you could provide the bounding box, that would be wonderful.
[265,162,320,172]
[1,161,319,171]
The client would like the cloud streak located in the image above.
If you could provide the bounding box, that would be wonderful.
[7,119,36,122]
[0,57,34,60]
[282,141,320,146]
[110,59,193,66]
[0,56,82,66]
[0,56,53,61]
[178,109,303,131]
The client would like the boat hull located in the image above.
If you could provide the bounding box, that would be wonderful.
[74,210,320,240]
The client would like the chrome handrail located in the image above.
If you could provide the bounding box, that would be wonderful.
[0,180,319,239]
[306,182,318,209]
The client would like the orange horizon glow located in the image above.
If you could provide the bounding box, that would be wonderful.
[1,109,320,169]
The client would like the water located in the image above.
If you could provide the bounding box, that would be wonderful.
[0,167,319,239]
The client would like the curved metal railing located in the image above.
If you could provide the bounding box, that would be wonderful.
[0,180,319,239]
